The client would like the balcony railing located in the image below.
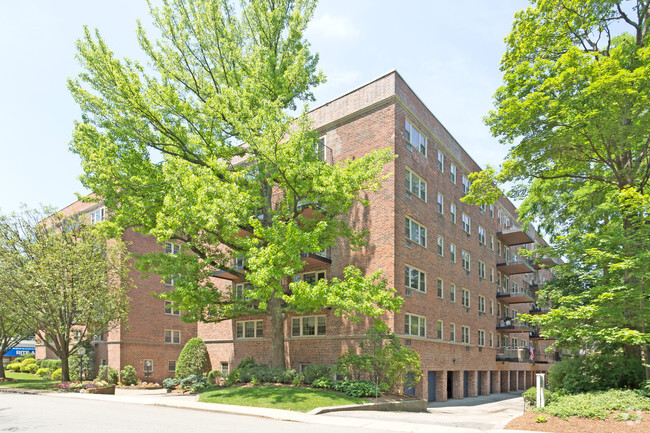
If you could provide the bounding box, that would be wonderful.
[496,227,535,246]
[496,284,536,304]
[496,259,536,275]
[529,304,551,314]
[496,346,530,362]
[496,319,534,333]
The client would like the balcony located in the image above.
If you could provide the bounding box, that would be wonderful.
[496,347,530,362]
[496,319,534,333]
[529,305,551,315]
[297,200,326,220]
[497,227,535,246]
[497,285,536,304]
[533,257,562,269]
[300,249,332,265]
[213,260,247,281]
[532,351,560,364]
[496,258,535,275]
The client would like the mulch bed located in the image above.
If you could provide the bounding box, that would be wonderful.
[506,411,650,433]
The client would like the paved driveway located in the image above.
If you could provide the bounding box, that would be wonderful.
[321,391,526,432]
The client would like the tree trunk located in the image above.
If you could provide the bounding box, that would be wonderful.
[60,353,70,382]
[0,359,5,380]
[268,297,286,368]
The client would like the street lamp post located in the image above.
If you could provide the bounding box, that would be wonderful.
[78,347,86,383]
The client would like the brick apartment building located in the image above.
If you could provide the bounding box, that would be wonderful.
[39,71,557,399]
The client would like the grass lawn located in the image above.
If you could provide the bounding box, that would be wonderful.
[0,371,59,390]
[198,385,367,412]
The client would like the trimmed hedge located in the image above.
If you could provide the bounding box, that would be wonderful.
[51,368,62,380]
[120,365,138,386]
[175,338,211,380]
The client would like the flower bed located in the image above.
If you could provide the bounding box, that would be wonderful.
[117,381,162,389]
[57,381,115,394]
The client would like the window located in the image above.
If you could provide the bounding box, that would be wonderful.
[450,284,456,302]
[489,204,494,218]
[450,243,457,263]
[478,330,485,347]
[498,303,502,318]
[479,203,487,213]
[450,163,457,183]
[437,236,444,256]
[165,242,181,255]
[478,226,486,245]
[497,241,502,256]
[478,261,486,279]
[462,326,470,343]
[237,320,263,339]
[437,278,444,298]
[404,314,426,337]
[490,267,494,283]
[437,151,445,172]
[101,359,107,366]
[461,250,471,271]
[450,203,457,223]
[405,168,427,201]
[164,300,181,316]
[168,361,176,372]
[221,362,229,375]
[90,207,105,224]
[295,271,327,284]
[291,316,326,337]
[462,176,470,194]
[436,193,444,214]
[234,282,254,300]
[461,289,471,308]
[490,300,494,315]
[461,213,471,234]
[405,216,427,247]
[489,235,494,251]
[164,330,180,344]
[316,137,328,162]
[478,295,486,313]
[449,323,456,341]
[404,265,426,293]
[437,320,444,339]
[489,332,494,348]
[144,360,153,374]
[405,119,427,155]
[164,275,177,287]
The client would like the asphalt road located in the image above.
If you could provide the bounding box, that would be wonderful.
[0,392,386,433]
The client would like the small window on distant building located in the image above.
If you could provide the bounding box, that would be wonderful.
[90,207,105,224]
[165,242,181,254]
[168,361,176,372]
[221,362,229,375]
[144,359,153,374]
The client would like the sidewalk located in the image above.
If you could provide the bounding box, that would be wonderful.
[2,387,541,433]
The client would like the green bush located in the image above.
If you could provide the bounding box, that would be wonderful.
[35,359,44,367]
[6,363,21,371]
[179,374,206,390]
[523,386,557,406]
[163,378,180,389]
[24,363,39,374]
[120,365,138,385]
[237,357,257,370]
[332,380,381,397]
[207,369,222,385]
[225,369,240,386]
[538,389,650,420]
[41,359,61,370]
[548,353,644,393]
[51,368,62,380]
[238,365,296,384]
[15,353,34,363]
[36,368,51,377]
[96,365,119,385]
[19,358,37,372]
[311,377,334,389]
[301,363,331,384]
[175,338,211,380]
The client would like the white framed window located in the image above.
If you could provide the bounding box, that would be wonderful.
[405,168,427,201]
[404,313,426,337]
[221,362,229,375]
[449,323,456,341]
[405,119,427,155]
[489,235,494,251]
[237,320,263,339]
[497,241,502,256]
[461,213,471,234]
[316,137,328,162]
[478,226,486,245]
[498,303,502,318]
[489,332,494,348]
[450,163,457,184]
[489,204,494,218]
[437,193,444,214]
[478,330,485,347]
[462,250,471,271]
[450,243,457,263]
[164,330,180,344]
[291,316,326,337]
[144,359,153,374]
[490,300,494,315]
[461,289,471,308]
[294,271,327,284]
[164,275,178,287]
[405,216,427,247]
[437,151,445,172]
[168,361,176,372]
[450,203,457,223]
[234,282,254,300]
[478,261,486,279]
[404,265,426,293]
[490,267,494,283]
[450,283,456,302]
[165,242,181,255]
[437,320,444,339]
[478,295,486,313]
[164,300,181,316]
[462,326,470,344]
[90,207,105,224]
[462,176,470,195]
[437,278,444,298]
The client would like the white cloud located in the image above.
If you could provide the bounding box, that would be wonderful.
[308,14,360,39]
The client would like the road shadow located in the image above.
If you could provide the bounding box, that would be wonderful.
[427,391,524,408]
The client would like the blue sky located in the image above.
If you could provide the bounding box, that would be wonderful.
[0,0,528,214]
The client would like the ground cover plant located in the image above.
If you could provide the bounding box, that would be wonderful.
[0,371,58,390]
[532,389,650,420]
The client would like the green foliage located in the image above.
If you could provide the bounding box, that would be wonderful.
[6,363,21,372]
[535,415,547,423]
[163,378,179,389]
[301,363,331,384]
[523,386,557,406]
[19,358,36,372]
[311,377,334,389]
[179,374,206,390]
[69,342,95,382]
[96,365,119,385]
[332,380,381,398]
[225,370,240,387]
[175,337,211,380]
[35,368,51,377]
[536,389,650,420]
[238,365,296,384]
[615,412,643,421]
[207,370,222,385]
[237,357,257,370]
[51,368,62,380]
[548,353,645,393]
[40,359,61,370]
[23,364,39,374]
[14,353,34,362]
[120,365,138,386]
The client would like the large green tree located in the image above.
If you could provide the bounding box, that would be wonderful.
[68,0,400,368]
[0,210,132,381]
[0,293,32,380]
[465,0,650,376]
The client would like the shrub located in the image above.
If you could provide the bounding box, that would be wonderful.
[332,380,381,398]
[179,374,206,390]
[120,365,138,385]
[536,415,547,423]
[19,358,37,372]
[207,369,222,385]
[301,364,331,384]
[96,365,119,385]
[36,368,51,377]
[237,357,257,370]
[539,389,650,420]
[6,363,21,371]
[24,363,39,374]
[163,377,180,389]
[238,365,296,384]
[523,386,557,406]
[35,359,43,367]
[548,353,644,393]
[225,369,240,386]
[312,377,334,389]
[175,338,211,380]
[51,368,62,380]
[41,359,61,370]
[15,353,34,363]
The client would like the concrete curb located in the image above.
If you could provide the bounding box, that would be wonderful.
[0,387,51,395]
[310,398,428,414]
